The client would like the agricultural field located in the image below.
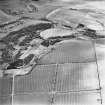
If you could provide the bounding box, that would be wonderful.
[0,0,105,105]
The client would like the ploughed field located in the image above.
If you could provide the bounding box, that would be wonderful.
[0,3,105,76]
